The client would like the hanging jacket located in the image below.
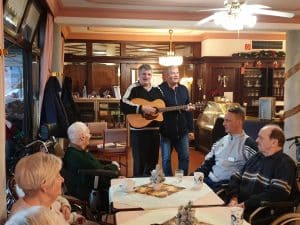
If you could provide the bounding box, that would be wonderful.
[40,76,69,138]
[61,76,81,123]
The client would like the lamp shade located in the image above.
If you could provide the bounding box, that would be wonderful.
[159,30,183,67]
[159,53,183,67]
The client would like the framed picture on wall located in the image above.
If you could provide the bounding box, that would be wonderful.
[3,0,29,37]
[19,0,41,43]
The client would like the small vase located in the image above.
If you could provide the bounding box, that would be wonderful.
[153,183,163,191]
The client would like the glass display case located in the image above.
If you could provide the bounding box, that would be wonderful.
[198,101,241,130]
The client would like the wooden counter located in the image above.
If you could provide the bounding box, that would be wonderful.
[74,97,121,122]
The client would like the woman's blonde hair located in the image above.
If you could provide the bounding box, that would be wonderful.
[5,206,60,225]
[67,121,90,145]
[14,152,62,194]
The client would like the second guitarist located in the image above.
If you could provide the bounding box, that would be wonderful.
[120,64,164,177]
[159,66,194,176]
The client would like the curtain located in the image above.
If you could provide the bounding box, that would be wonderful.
[23,43,33,138]
[39,13,54,122]
[61,36,64,74]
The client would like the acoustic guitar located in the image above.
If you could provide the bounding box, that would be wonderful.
[126,98,203,128]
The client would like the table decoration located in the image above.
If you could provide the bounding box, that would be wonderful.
[161,201,213,225]
[134,183,185,198]
[150,164,165,190]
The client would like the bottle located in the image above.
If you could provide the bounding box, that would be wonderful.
[243,102,247,116]
[82,85,87,98]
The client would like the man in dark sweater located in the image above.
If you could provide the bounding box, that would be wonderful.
[226,124,297,222]
[120,64,164,177]
[63,122,119,202]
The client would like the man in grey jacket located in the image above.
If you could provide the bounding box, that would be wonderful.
[194,106,257,192]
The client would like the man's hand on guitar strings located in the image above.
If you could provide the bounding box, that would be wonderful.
[141,105,157,115]
[188,132,195,140]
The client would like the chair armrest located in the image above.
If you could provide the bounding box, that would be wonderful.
[249,200,297,224]
[97,159,113,165]
[78,169,119,178]
[63,194,87,216]
[249,206,268,224]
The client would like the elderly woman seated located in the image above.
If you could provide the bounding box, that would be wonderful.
[11,152,97,225]
[63,122,119,208]
[6,206,63,225]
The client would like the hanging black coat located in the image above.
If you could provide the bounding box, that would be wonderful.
[40,76,69,138]
[61,76,81,124]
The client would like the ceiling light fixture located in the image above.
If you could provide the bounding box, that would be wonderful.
[159,29,183,67]
[214,11,257,30]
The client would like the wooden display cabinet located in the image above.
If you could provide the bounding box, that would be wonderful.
[193,57,285,117]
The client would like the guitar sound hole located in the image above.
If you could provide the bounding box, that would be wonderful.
[144,114,158,120]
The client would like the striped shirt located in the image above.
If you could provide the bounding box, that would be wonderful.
[227,150,297,210]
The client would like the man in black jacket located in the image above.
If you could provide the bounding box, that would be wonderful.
[226,124,297,222]
[121,64,164,177]
[159,66,194,176]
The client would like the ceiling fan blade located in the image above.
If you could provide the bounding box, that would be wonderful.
[197,15,216,25]
[254,9,295,18]
[196,8,226,12]
[242,4,270,10]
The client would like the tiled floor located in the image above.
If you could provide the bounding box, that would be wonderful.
[118,147,205,177]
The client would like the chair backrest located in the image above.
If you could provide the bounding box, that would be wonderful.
[103,128,128,146]
[87,122,107,137]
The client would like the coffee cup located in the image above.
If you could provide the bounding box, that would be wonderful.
[193,172,204,188]
[231,206,243,225]
[120,179,135,193]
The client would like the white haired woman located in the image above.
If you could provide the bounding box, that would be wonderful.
[6,206,61,225]
[63,122,119,209]
[11,152,94,225]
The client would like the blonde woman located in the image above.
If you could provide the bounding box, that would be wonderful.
[11,152,94,225]
[6,206,61,225]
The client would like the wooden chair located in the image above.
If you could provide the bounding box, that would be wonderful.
[87,122,108,152]
[98,128,129,176]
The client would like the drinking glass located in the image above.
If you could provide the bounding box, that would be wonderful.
[175,169,184,183]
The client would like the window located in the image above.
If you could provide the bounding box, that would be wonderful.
[4,40,24,129]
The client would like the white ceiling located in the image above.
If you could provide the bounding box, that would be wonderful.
[50,0,300,40]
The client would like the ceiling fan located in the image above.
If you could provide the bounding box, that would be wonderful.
[197,0,295,30]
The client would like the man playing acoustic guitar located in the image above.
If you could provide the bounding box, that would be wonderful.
[121,64,165,177]
[159,66,195,176]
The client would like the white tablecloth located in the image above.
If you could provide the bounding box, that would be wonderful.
[116,207,250,225]
[110,176,224,210]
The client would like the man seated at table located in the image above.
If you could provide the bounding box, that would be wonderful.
[225,125,297,224]
[63,122,119,209]
[193,106,257,192]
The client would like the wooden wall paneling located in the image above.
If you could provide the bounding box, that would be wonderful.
[200,60,243,103]
[120,63,131,96]
[192,43,202,57]
[91,63,118,97]
[64,64,87,94]
[210,66,239,102]
[87,62,92,95]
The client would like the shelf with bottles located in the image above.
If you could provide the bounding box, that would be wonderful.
[272,68,285,99]
[243,68,263,88]
[242,68,265,107]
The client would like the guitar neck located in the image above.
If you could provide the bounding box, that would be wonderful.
[158,105,188,113]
